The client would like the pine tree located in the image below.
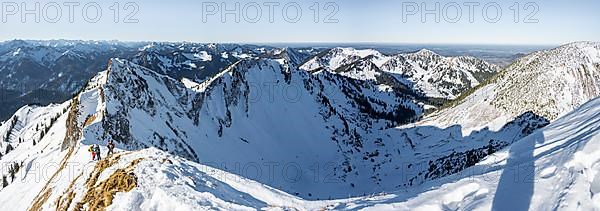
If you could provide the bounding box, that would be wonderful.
[8,166,14,182]
[13,163,20,174]
[487,140,495,155]
[5,144,13,154]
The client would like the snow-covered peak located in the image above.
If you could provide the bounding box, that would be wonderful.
[333,58,383,81]
[382,50,498,100]
[300,47,390,72]
[332,47,382,58]
[412,48,438,57]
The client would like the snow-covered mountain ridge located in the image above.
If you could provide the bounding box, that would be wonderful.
[301,47,500,100]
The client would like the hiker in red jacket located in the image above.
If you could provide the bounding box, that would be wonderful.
[88,145,96,161]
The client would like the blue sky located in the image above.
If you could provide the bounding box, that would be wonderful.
[1,0,598,45]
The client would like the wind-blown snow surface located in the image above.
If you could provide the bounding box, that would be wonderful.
[337,96,600,211]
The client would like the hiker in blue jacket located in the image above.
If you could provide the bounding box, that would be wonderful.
[107,140,115,156]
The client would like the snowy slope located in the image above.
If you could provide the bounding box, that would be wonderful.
[336,95,600,211]
[0,103,70,181]
[421,41,600,134]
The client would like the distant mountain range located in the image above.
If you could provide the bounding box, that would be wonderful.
[0,40,318,121]
[301,47,499,100]
[0,40,505,121]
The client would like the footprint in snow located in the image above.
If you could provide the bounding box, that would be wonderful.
[539,166,557,179]
[442,183,487,210]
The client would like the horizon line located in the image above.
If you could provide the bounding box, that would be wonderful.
[0,38,573,47]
